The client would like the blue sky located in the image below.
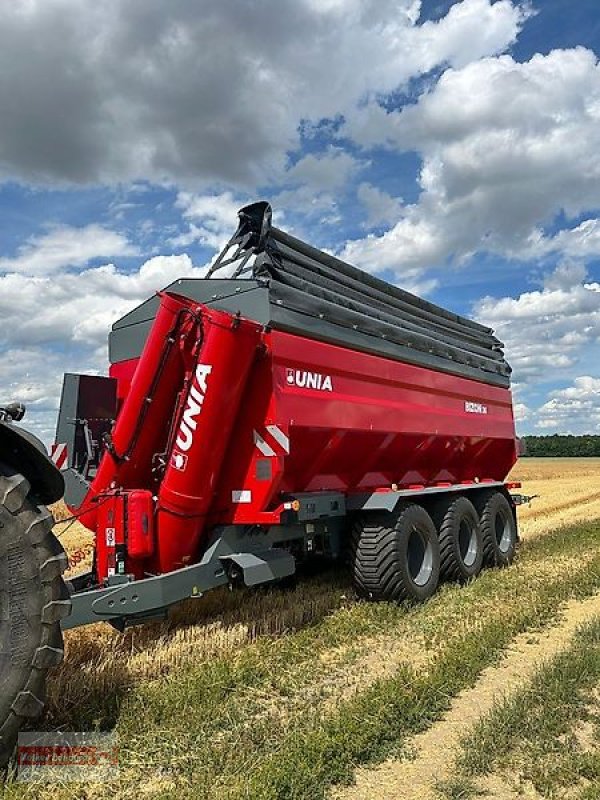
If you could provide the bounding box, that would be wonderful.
[1,0,600,441]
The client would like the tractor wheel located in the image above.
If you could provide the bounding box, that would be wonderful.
[431,495,484,582]
[0,468,70,769]
[350,503,440,602]
[475,490,517,567]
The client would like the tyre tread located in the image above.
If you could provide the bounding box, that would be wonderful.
[0,474,70,769]
[473,490,517,567]
[350,503,440,602]
[431,495,483,582]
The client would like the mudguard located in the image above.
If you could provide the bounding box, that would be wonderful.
[0,420,64,504]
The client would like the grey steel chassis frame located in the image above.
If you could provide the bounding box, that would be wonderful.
[61,483,507,631]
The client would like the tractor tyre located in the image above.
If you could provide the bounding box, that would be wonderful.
[0,468,71,769]
[475,490,517,568]
[350,503,440,602]
[431,495,484,582]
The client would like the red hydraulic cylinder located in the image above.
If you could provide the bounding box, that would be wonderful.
[154,307,262,574]
[76,291,200,531]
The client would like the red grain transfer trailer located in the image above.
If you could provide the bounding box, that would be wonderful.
[55,202,523,630]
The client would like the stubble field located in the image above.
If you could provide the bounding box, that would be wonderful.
[4,458,600,799]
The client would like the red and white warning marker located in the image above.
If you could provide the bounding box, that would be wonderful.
[253,425,290,457]
[50,442,69,471]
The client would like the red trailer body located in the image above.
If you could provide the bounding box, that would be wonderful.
[113,328,516,499]
[81,293,516,582]
[57,201,522,630]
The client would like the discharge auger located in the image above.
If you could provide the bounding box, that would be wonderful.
[1,200,529,766]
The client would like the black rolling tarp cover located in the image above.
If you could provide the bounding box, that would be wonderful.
[208,202,511,388]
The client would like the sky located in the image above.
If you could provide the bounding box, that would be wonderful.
[1,0,600,442]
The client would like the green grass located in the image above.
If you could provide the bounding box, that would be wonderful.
[4,519,600,800]
[436,776,482,800]
[438,616,600,799]
[578,786,600,800]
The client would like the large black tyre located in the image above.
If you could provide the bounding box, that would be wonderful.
[431,495,484,582]
[474,490,517,567]
[350,503,441,602]
[0,469,71,769]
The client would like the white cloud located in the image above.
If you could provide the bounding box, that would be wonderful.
[542,260,588,291]
[531,218,600,261]
[0,253,203,349]
[338,223,439,290]
[535,376,600,433]
[172,191,245,249]
[341,47,600,274]
[0,221,168,441]
[287,149,363,191]
[341,216,446,272]
[513,402,530,423]
[0,224,136,275]
[357,183,404,228]
[476,263,600,385]
[0,0,527,186]
[1,345,96,445]
[0,248,207,442]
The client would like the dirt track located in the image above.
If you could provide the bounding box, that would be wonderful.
[330,458,600,800]
[332,591,600,800]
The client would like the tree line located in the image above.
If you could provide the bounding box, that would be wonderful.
[521,435,600,457]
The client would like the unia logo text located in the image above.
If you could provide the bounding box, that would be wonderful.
[176,364,213,452]
[286,368,333,391]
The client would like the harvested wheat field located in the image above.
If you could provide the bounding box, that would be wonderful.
[511,457,600,540]
[3,458,600,800]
